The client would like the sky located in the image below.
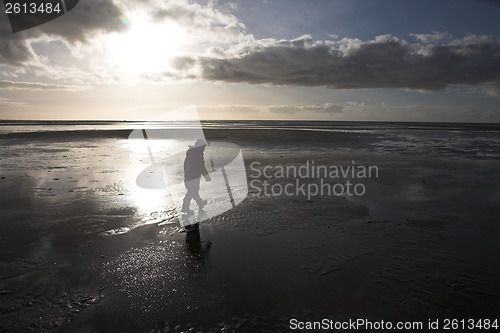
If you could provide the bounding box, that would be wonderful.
[0,0,499,122]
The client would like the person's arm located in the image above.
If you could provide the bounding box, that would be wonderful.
[201,153,211,181]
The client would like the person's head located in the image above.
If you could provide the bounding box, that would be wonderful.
[194,139,206,150]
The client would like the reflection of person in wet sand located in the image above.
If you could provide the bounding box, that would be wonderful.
[181,139,211,214]
[185,227,212,263]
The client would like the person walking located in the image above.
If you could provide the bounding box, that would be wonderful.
[181,139,211,214]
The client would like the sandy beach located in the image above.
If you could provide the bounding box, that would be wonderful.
[1,122,500,332]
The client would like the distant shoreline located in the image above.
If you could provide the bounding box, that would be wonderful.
[1,120,500,137]
[1,119,500,126]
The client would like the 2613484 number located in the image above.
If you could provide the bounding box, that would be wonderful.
[443,319,499,330]
[5,2,62,14]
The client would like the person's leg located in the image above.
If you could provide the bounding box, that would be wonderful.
[191,180,207,209]
[182,184,194,212]
[193,193,207,209]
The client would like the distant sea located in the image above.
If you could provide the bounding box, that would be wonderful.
[1,119,500,134]
[2,120,499,160]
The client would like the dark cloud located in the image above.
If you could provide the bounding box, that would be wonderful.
[0,0,125,66]
[171,56,196,71]
[0,17,35,66]
[36,0,126,42]
[190,35,500,92]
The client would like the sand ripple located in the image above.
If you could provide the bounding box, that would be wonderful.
[207,194,368,235]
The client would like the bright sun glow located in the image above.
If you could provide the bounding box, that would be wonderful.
[109,19,182,77]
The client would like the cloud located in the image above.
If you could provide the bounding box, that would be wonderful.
[0,80,82,90]
[149,0,246,40]
[0,19,36,66]
[169,34,500,93]
[0,0,126,67]
[0,97,26,107]
[171,56,196,71]
[2,0,499,97]
[480,82,500,96]
[200,103,343,116]
[0,0,250,83]
[268,103,343,114]
[410,31,452,43]
[35,0,126,42]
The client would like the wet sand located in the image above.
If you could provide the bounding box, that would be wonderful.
[1,125,500,332]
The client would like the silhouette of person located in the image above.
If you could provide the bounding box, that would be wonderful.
[181,139,211,214]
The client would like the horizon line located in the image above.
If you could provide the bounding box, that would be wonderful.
[1,119,500,125]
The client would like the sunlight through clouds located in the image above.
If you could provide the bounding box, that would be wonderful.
[0,0,498,121]
[107,19,183,77]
